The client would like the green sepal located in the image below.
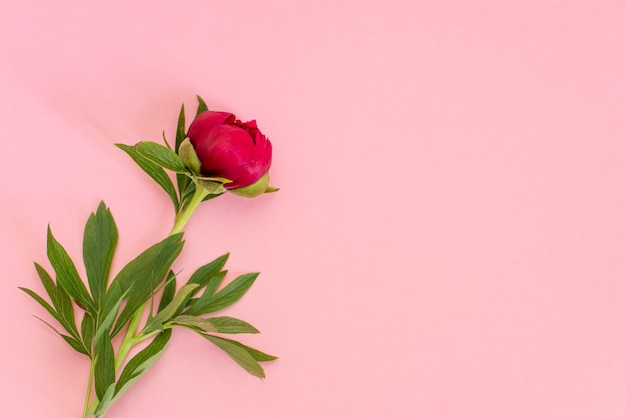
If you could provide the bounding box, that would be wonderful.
[186,272,258,316]
[47,226,95,313]
[197,176,232,183]
[198,180,227,195]
[94,332,115,400]
[229,173,270,198]
[83,202,118,309]
[196,95,208,115]
[178,181,224,206]
[178,138,201,175]
[116,143,179,211]
[168,315,259,334]
[115,330,171,397]
[202,190,224,202]
[135,141,188,173]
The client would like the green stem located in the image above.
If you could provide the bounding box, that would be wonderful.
[113,184,209,371]
[83,360,95,418]
[93,182,211,417]
[114,307,144,372]
[171,184,210,235]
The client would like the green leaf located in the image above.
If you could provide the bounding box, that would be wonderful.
[187,272,258,316]
[32,315,90,356]
[175,103,186,153]
[157,271,177,312]
[177,175,192,205]
[135,141,188,173]
[94,332,115,400]
[61,334,90,356]
[21,282,81,347]
[202,334,266,378]
[196,95,208,115]
[162,131,173,150]
[185,271,227,313]
[209,335,277,362]
[109,234,184,336]
[33,263,79,339]
[143,284,199,333]
[174,101,194,203]
[203,270,227,298]
[20,287,61,326]
[83,202,118,309]
[169,315,259,334]
[94,282,127,347]
[116,143,179,210]
[115,330,171,397]
[47,226,95,313]
[204,316,260,334]
[81,312,94,354]
[167,315,216,332]
[93,384,115,418]
[187,253,229,291]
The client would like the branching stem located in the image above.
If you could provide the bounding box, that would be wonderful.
[171,184,210,235]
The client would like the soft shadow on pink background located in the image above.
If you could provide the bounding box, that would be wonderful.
[1,1,626,417]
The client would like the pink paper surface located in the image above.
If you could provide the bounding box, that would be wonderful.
[2,1,626,417]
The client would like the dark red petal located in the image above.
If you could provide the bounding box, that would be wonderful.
[188,111,234,145]
[193,124,273,189]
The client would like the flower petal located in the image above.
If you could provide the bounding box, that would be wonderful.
[188,111,273,190]
[188,111,234,140]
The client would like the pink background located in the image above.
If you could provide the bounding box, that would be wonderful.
[1,1,626,417]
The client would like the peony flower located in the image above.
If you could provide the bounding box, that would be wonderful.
[187,111,272,194]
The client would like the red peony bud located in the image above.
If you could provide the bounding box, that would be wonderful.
[187,111,272,190]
